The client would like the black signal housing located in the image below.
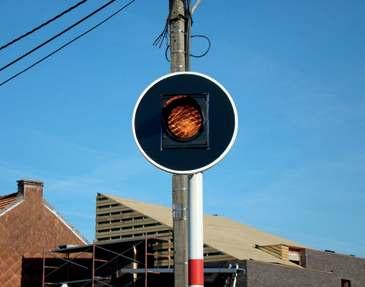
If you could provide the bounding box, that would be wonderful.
[161,93,209,149]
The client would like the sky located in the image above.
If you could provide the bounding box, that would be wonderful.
[0,1,364,258]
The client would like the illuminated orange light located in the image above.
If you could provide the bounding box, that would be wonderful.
[165,96,203,141]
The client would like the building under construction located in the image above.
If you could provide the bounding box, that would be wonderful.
[41,193,365,287]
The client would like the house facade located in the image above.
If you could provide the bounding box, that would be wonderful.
[0,179,86,287]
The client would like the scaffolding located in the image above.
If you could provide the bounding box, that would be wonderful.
[42,236,170,287]
[42,236,244,287]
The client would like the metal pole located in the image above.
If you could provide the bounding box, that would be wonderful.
[188,173,204,287]
[169,0,189,287]
[145,237,148,287]
[92,244,95,287]
[133,244,138,286]
[42,249,45,287]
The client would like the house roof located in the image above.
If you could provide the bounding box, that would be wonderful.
[0,189,87,244]
[44,202,88,244]
[105,194,305,266]
[0,192,23,216]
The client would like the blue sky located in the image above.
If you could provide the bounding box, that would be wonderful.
[0,1,364,257]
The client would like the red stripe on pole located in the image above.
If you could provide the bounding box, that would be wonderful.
[188,259,204,286]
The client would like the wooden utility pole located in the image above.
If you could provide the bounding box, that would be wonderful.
[169,0,188,72]
[169,1,189,286]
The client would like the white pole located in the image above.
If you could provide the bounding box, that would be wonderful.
[188,172,204,287]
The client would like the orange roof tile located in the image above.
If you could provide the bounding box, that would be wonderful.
[0,193,18,211]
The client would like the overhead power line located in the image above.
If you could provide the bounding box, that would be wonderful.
[0,0,119,73]
[0,0,88,51]
[0,0,136,88]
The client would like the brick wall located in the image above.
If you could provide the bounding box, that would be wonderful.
[0,180,85,287]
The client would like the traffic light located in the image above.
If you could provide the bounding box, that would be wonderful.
[161,93,209,149]
[132,72,237,174]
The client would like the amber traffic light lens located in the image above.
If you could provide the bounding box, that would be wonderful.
[165,96,203,141]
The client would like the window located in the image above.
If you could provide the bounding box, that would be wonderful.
[288,250,301,265]
[341,279,351,287]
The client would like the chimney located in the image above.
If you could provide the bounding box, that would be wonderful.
[17,179,44,202]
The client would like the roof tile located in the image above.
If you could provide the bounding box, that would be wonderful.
[0,193,18,211]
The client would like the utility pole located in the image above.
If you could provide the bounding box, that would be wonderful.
[169,0,190,286]
[132,2,236,287]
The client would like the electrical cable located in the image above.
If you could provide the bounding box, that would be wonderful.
[164,45,171,62]
[190,34,211,58]
[0,0,88,51]
[191,0,202,14]
[185,0,192,70]
[0,0,119,73]
[163,33,210,63]
[157,0,194,67]
[152,2,171,49]
[152,20,168,49]
[0,0,136,88]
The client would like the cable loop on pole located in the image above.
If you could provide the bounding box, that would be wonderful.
[190,34,211,58]
[164,33,211,63]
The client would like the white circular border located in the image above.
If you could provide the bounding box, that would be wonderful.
[132,71,239,174]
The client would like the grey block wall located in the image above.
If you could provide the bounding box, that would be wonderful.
[233,250,365,287]
[305,249,365,287]
[245,260,337,287]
